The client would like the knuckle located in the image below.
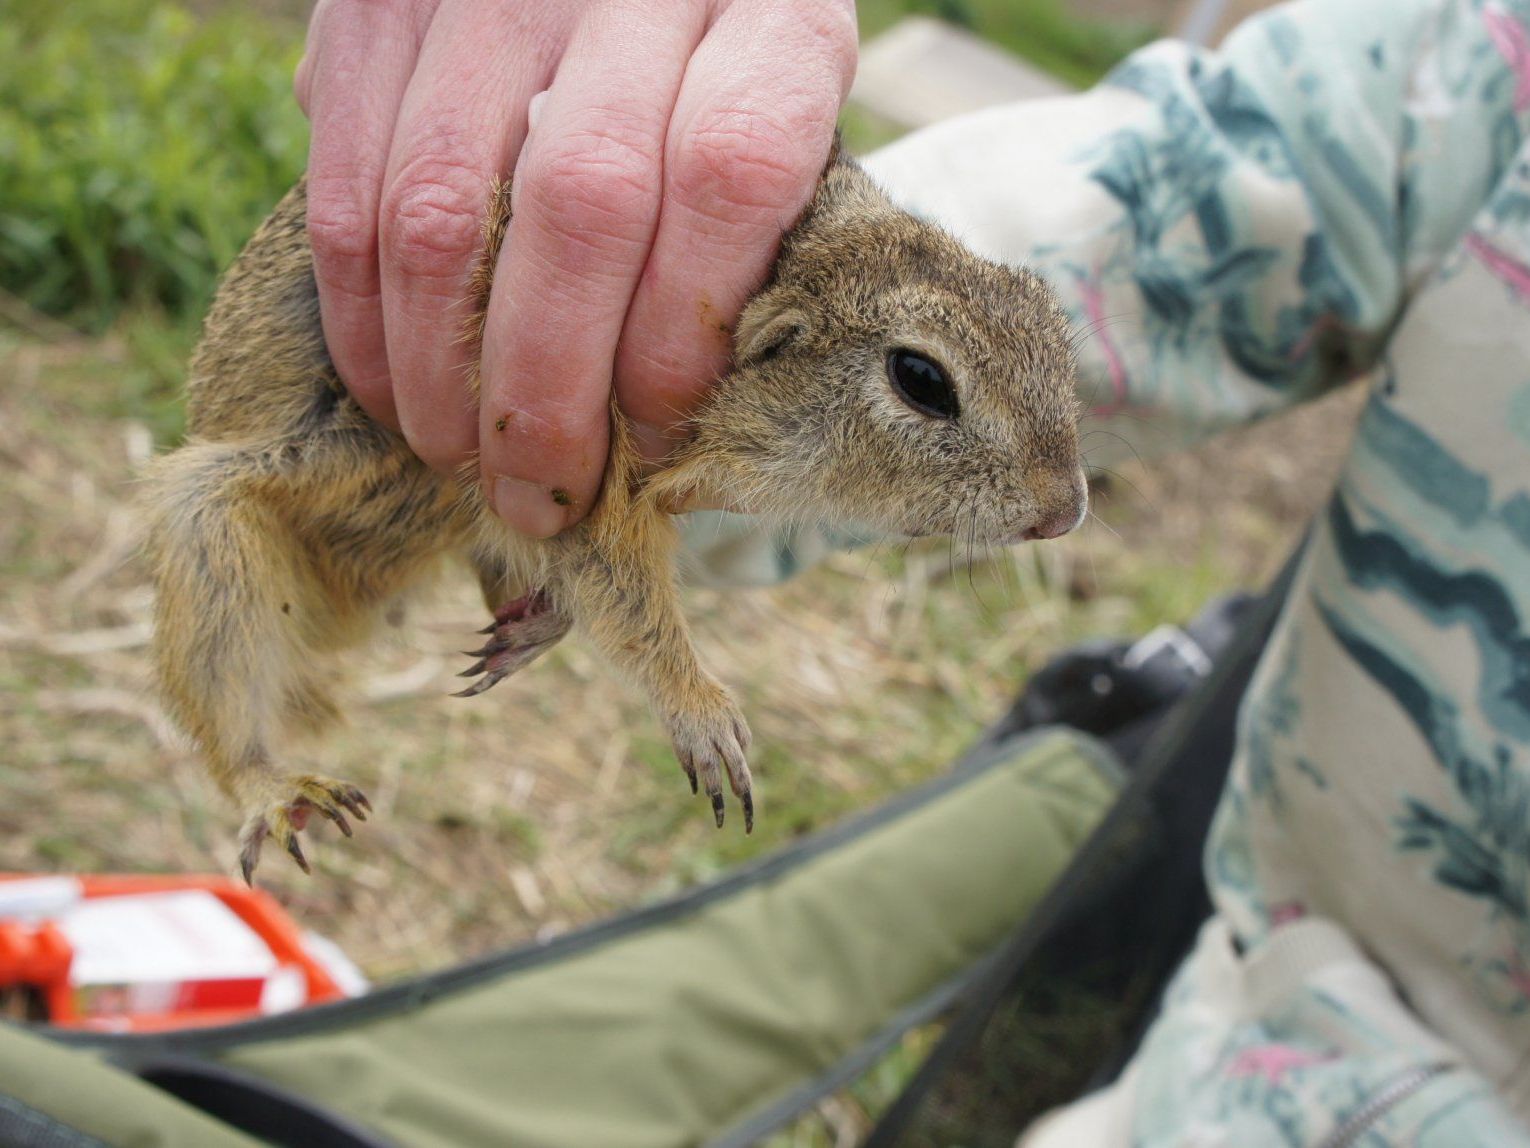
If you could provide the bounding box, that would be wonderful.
[823,17,859,82]
[797,0,858,71]
[305,186,377,269]
[521,125,661,255]
[379,158,487,282]
[321,0,428,22]
[672,109,809,217]
[308,0,431,54]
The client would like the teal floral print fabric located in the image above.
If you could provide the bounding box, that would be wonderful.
[688,0,1530,1138]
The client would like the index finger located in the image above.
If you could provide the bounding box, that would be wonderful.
[300,0,434,429]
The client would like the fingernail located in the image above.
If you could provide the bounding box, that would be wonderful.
[526,89,549,133]
[493,476,568,538]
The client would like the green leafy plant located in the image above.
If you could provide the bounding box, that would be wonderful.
[1,0,1153,330]
[0,0,306,330]
[861,0,1157,89]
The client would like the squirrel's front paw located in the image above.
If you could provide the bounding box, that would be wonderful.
[665,690,754,832]
[237,774,371,884]
[453,590,571,698]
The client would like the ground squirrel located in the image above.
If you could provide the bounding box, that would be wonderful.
[144,147,1088,881]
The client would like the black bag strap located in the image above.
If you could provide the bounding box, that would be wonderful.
[131,1058,396,1148]
[864,542,1306,1148]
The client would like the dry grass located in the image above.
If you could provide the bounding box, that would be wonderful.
[0,268,1363,1147]
[0,309,1361,985]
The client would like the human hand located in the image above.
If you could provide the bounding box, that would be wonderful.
[295,0,857,536]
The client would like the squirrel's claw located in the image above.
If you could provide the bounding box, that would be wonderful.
[285,834,311,875]
[452,590,571,699]
[451,672,507,699]
[236,774,372,884]
[668,699,755,834]
[239,840,260,887]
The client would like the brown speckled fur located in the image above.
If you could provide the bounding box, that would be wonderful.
[143,153,1085,880]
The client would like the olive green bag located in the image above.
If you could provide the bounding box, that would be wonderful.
[5,729,1119,1148]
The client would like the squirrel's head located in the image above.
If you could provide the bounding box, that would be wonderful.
[664,155,1086,549]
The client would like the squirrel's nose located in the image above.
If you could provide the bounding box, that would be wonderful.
[1021,513,1078,541]
[1021,479,1088,541]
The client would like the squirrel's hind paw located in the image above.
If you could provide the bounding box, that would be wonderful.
[453,590,571,698]
[237,774,372,884]
[666,694,754,833]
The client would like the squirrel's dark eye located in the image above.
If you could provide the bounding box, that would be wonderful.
[887,349,960,419]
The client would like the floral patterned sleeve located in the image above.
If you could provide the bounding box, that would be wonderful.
[682,0,1530,583]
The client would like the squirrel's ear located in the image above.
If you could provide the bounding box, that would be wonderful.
[734,299,809,365]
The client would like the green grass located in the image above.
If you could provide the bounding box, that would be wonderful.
[857,0,1157,88]
[0,0,1156,447]
[0,0,1154,341]
[0,0,306,331]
